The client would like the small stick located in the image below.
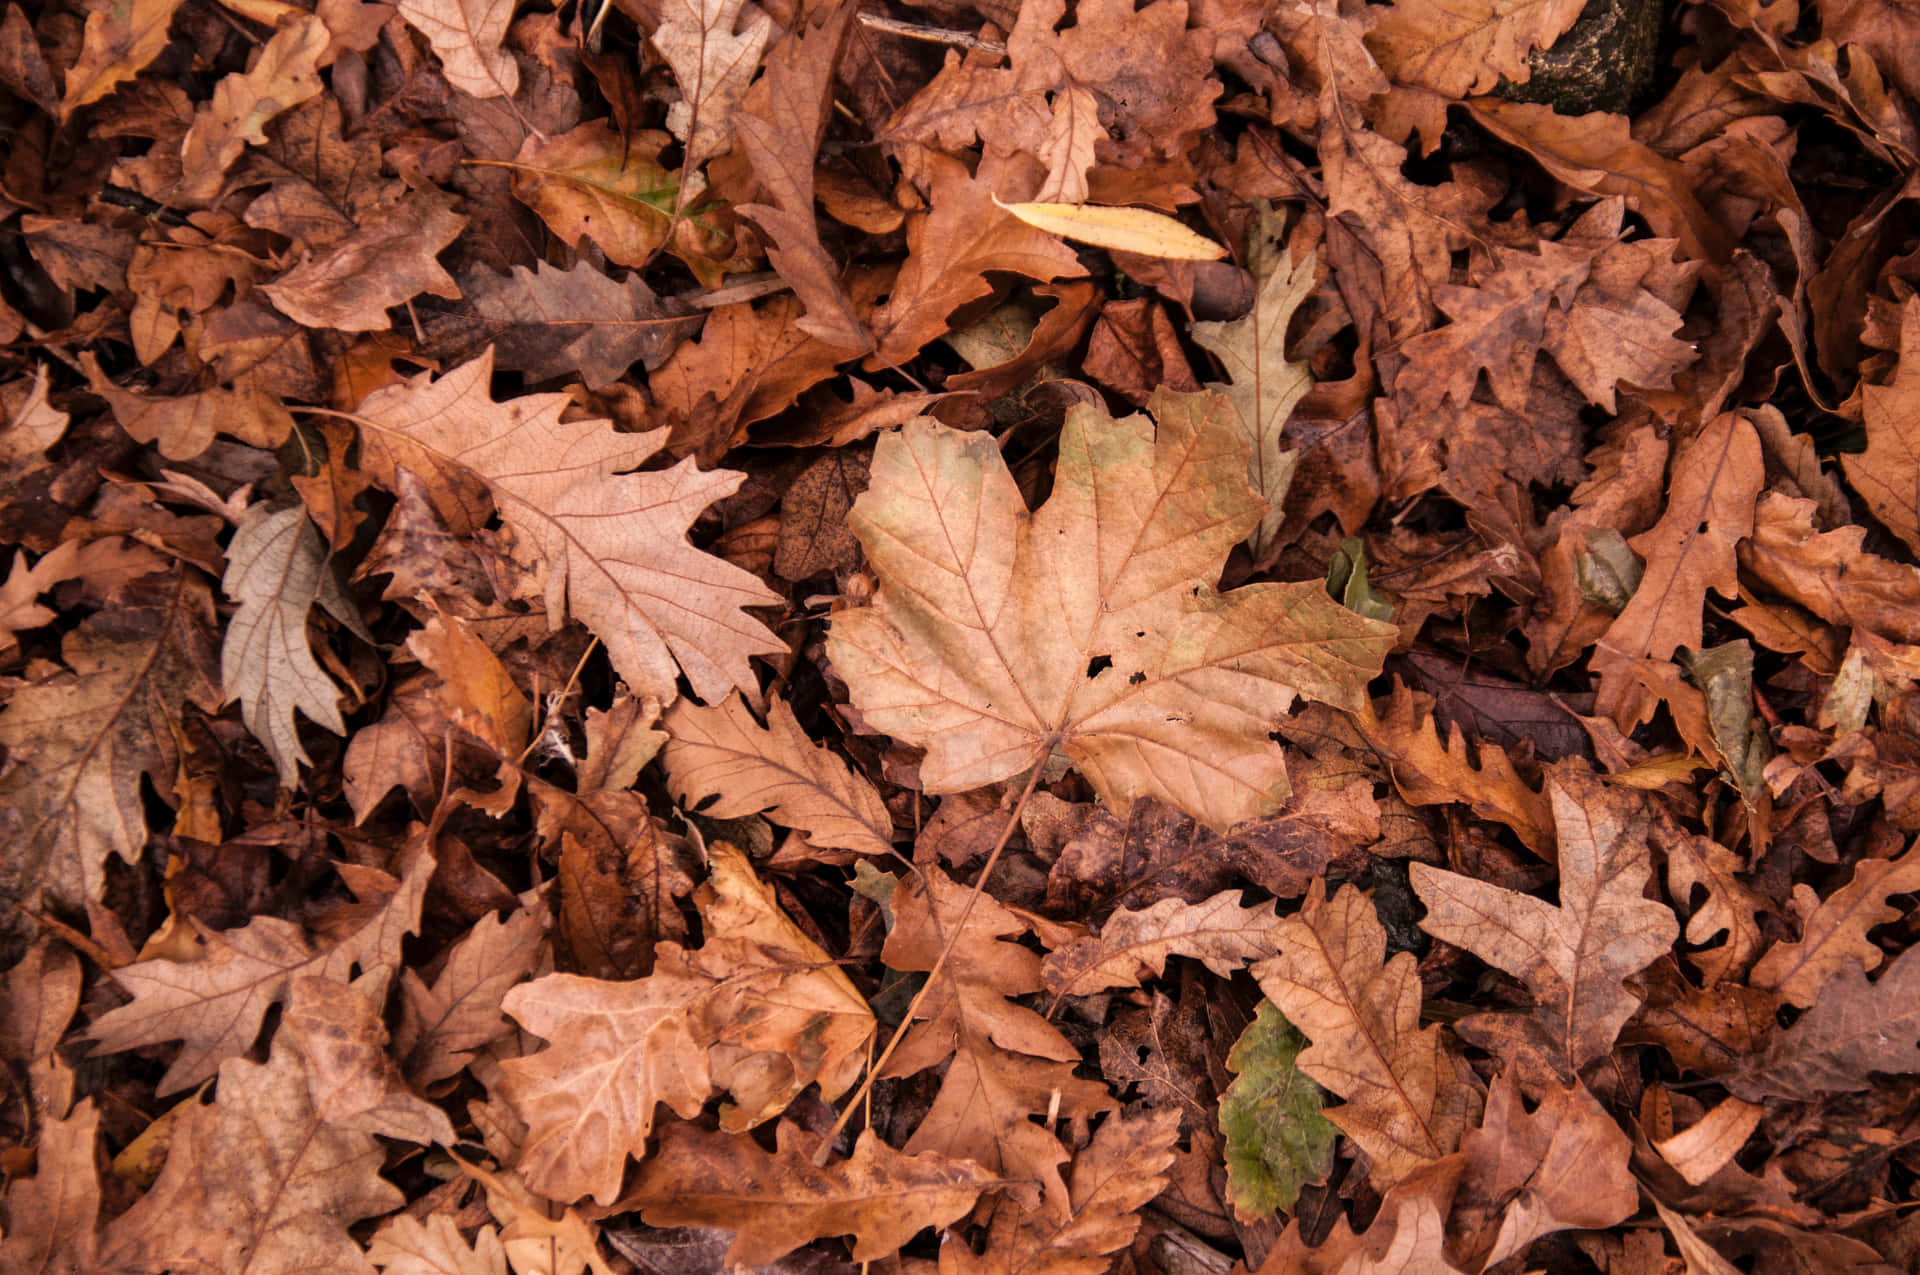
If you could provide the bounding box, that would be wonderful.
[855,12,1006,57]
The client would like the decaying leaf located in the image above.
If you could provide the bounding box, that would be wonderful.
[395,0,518,100]
[830,389,1396,832]
[1041,888,1286,997]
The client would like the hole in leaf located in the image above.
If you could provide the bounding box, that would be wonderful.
[1086,655,1113,678]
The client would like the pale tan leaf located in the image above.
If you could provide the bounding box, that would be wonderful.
[1654,1095,1765,1188]
[221,504,349,788]
[1041,889,1285,997]
[828,389,1395,833]
[624,1123,996,1265]
[1367,0,1586,97]
[1409,771,1679,1077]
[395,0,518,99]
[662,693,892,856]
[0,1099,100,1275]
[652,0,773,168]
[998,199,1227,260]
[87,851,432,1094]
[176,14,326,203]
[1252,880,1481,1189]
[367,1214,509,1275]
[350,350,784,706]
[1750,838,1920,1007]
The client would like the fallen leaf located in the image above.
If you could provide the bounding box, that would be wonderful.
[59,0,185,119]
[829,389,1395,832]
[998,200,1228,261]
[262,194,467,332]
[220,504,352,788]
[350,349,785,705]
[87,850,431,1094]
[0,1099,100,1275]
[1734,947,1920,1100]
[1367,0,1586,97]
[1219,1001,1337,1218]
[176,14,327,204]
[1253,880,1483,1189]
[662,693,893,857]
[366,1214,510,1275]
[1750,838,1920,1007]
[439,260,701,388]
[395,0,519,99]
[1041,888,1286,998]
[623,1123,996,1265]
[1841,295,1920,555]
[1409,771,1680,1078]
[652,0,773,169]
[395,898,547,1085]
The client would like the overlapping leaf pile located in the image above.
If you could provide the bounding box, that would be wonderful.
[2,0,1919,1269]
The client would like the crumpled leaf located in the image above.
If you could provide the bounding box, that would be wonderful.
[1252,879,1482,1189]
[662,692,893,857]
[58,0,185,119]
[1734,947,1920,1100]
[220,504,352,788]
[1366,0,1585,98]
[1041,888,1286,997]
[1410,771,1680,1078]
[828,388,1396,833]
[262,194,467,332]
[87,850,432,1094]
[395,0,518,99]
[1842,294,1920,555]
[623,1123,997,1266]
[350,349,785,706]
[366,1214,509,1275]
[440,260,701,387]
[176,14,326,204]
[1219,1002,1337,1218]
[500,846,873,1204]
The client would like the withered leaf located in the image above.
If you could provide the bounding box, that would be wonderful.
[1842,295,1920,555]
[262,194,467,332]
[1252,880,1482,1189]
[176,15,327,204]
[1041,889,1286,998]
[1750,838,1920,1008]
[58,0,185,119]
[1735,947,1920,1100]
[829,389,1395,832]
[662,693,893,857]
[652,0,773,169]
[366,1214,509,1275]
[87,851,431,1094]
[624,1124,995,1266]
[396,0,519,100]
[441,260,701,388]
[350,349,785,705]
[1410,772,1679,1078]
[1366,0,1585,97]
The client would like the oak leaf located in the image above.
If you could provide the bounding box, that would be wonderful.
[1409,772,1679,1078]
[500,846,873,1204]
[881,866,1113,1211]
[1740,491,1920,646]
[366,1215,509,1275]
[1734,947,1920,1100]
[349,349,784,705]
[0,568,219,911]
[176,14,327,203]
[440,260,702,388]
[396,898,547,1086]
[828,389,1396,833]
[1662,826,1768,986]
[1592,412,1763,729]
[505,122,718,274]
[941,1110,1180,1275]
[1842,295,1920,555]
[87,851,432,1094]
[1041,888,1287,998]
[623,1123,997,1265]
[653,0,773,169]
[1219,1002,1337,1218]
[262,194,467,332]
[1252,880,1482,1189]
[97,1034,403,1275]
[1367,0,1585,98]
[869,152,1088,364]
[662,693,893,857]
[0,1099,100,1275]
[58,0,184,119]
[1190,233,1316,558]
[220,504,354,788]
[1750,839,1920,1007]
[395,0,518,99]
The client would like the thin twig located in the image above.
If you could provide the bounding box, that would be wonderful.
[855,12,1006,57]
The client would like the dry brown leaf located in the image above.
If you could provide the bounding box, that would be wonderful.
[1041,889,1286,998]
[1734,946,1920,1100]
[96,1033,404,1275]
[440,260,701,388]
[283,972,457,1145]
[662,693,893,857]
[1841,295,1920,555]
[0,1099,100,1275]
[176,14,326,203]
[881,866,1113,1211]
[623,1123,996,1265]
[0,569,220,911]
[366,1214,510,1275]
[828,389,1395,832]
[1750,838,1920,1007]
[1661,825,1769,986]
[350,349,784,706]
[262,194,467,332]
[1593,411,1763,729]
[1252,880,1482,1189]
[1410,771,1679,1078]
[1739,491,1920,646]
[1366,0,1585,97]
[395,898,547,1086]
[395,0,518,99]
[87,851,431,1094]
[653,0,772,169]
[500,846,872,1204]
[942,1109,1180,1275]
[220,504,352,788]
[58,0,184,118]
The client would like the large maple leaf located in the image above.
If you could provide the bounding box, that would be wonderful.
[828,389,1394,832]
[349,349,784,706]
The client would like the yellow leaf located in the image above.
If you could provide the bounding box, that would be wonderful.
[994,198,1226,261]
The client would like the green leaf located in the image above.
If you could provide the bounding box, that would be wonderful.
[1219,1001,1337,1218]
